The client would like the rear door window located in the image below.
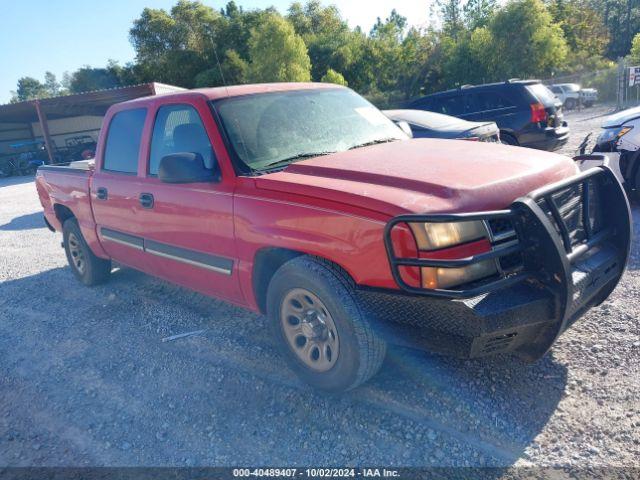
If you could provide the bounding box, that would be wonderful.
[102,108,147,174]
[411,97,433,110]
[432,95,467,116]
[467,91,515,113]
[148,104,215,176]
[527,84,559,106]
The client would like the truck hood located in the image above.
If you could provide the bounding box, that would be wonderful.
[602,105,640,128]
[255,139,578,216]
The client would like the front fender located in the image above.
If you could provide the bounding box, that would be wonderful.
[233,193,396,309]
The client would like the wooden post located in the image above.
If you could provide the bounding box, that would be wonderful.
[34,100,55,164]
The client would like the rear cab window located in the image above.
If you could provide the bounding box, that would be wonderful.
[102,108,147,174]
[148,104,216,176]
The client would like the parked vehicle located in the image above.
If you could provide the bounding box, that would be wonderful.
[550,83,598,109]
[60,135,97,162]
[36,83,630,392]
[550,83,580,109]
[580,87,598,107]
[408,80,569,151]
[588,105,640,196]
[384,109,500,142]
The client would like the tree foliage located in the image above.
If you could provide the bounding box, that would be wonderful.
[490,0,568,78]
[321,68,348,86]
[10,72,62,103]
[10,0,640,105]
[630,32,640,64]
[248,13,311,82]
[590,0,640,59]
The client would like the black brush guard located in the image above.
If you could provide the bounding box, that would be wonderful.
[383,166,631,359]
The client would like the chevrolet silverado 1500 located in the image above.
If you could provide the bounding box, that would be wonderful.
[36,83,631,392]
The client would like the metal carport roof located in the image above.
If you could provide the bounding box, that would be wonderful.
[0,82,184,162]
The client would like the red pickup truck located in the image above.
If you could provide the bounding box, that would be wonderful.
[36,83,631,392]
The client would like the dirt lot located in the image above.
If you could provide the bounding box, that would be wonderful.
[0,105,638,469]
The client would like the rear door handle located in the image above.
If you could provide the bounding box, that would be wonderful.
[96,187,108,200]
[139,192,154,209]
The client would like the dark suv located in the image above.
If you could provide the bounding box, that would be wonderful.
[408,80,569,151]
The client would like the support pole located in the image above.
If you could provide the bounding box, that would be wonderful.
[34,100,55,164]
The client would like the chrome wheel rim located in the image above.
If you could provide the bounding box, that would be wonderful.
[280,288,339,372]
[68,232,86,274]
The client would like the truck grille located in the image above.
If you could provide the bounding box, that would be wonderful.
[535,177,603,252]
[487,218,523,273]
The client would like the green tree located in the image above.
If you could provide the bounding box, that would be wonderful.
[463,0,497,28]
[320,68,348,85]
[547,0,608,69]
[129,1,222,87]
[10,77,48,102]
[287,1,357,82]
[489,0,568,78]
[66,66,122,93]
[438,0,465,40]
[248,13,311,82]
[630,32,640,64]
[194,49,249,86]
[441,27,495,88]
[590,0,640,59]
[43,72,61,96]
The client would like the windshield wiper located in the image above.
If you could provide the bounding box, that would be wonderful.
[259,151,336,171]
[348,138,399,150]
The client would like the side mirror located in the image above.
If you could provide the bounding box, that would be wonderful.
[395,120,413,138]
[158,152,217,184]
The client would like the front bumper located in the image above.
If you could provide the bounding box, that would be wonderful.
[379,167,631,360]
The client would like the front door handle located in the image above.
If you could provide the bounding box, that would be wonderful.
[96,187,108,200]
[139,192,154,209]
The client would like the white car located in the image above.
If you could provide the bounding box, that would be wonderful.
[588,105,640,194]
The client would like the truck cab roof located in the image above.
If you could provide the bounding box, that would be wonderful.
[117,82,343,108]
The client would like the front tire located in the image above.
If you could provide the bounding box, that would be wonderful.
[266,256,386,392]
[565,98,576,110]
[63,218,111,286]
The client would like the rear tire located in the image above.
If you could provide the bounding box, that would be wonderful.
[63,218,111,286]
[500,132,518,146]
[266,256,386,392]
[565,98,576,110]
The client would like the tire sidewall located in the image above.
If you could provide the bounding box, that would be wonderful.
[500,133,518,146]
[63,219,94,285]
[266,259,365,392]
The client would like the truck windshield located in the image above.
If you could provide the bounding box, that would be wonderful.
[212,88,406,173]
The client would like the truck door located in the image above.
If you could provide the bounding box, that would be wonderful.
[134,100,242,304]
[91,107,150,272]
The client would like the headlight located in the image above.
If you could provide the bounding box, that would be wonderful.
[408,220,498,289]
[597,125,633,146]
[422,259,498,289]
[409,220,488,251]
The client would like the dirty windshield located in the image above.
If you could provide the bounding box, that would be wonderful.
[213,88,406,172]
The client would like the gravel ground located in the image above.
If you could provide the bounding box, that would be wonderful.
[0,105,638,470]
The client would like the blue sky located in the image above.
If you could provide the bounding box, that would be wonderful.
[0,0,435,104]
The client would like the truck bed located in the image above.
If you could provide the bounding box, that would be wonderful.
[35,162,93,232]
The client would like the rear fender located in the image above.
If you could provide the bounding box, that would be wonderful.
[35,170,109,259]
